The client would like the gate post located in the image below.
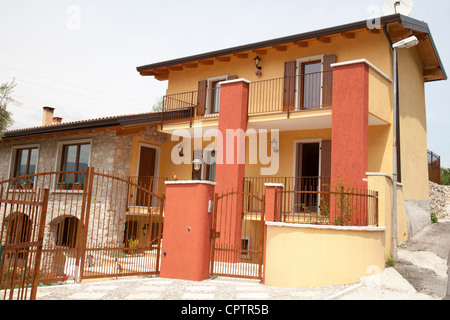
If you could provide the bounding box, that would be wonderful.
[160,180,215,281]
[262,183,283,284]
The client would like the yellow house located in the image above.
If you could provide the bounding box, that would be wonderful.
[0,14,446,288]
[135,14,446,286]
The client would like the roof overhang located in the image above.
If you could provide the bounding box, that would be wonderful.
[2,112,162,142]
[136,14,446,83]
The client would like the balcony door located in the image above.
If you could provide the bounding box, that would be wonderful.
[293,140,331,213]
[136,144,160,206]
[283,54,335,112]
[299,60,322,109]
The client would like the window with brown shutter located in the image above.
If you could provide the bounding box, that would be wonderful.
[283,61,296,112]
[197,80,207,116]
[322,55,336,108]
[283,55,336,111]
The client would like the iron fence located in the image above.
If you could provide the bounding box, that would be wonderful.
[428,149,441,184]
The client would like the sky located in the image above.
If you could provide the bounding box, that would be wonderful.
[0,0,449,167]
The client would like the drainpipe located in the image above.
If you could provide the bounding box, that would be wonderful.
[383,23,399,260]
[392,46,399,260]
[390,33,419,260]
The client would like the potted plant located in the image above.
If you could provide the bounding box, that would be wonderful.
[56,182,68,190]
[22,181,33,190]
[72,182,84,191]
[10,181,22,190]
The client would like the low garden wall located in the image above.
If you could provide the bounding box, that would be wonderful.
[263,222,386,288]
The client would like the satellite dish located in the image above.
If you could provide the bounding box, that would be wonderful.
[382,0,414,16]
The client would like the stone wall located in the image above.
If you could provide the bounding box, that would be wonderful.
[0,125,168,276]
[429,181,448,218]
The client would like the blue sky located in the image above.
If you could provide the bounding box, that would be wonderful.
[0,0,449,167]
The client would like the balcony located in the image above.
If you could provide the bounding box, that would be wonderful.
[160,70,333,130]
[248,70,333,116]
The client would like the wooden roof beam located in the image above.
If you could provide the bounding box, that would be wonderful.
[342,32,355,39]
[295,41,309,47]
[234,53,249,59]
[183,62,198,68]
[317,36,331,43]
[199,59,215,65]
[273,45,288,51]
[216,56,231,62]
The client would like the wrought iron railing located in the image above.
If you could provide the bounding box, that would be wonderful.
[428,149,441,184]
[248,70,333,116]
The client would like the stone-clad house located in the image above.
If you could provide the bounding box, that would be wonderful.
[0,107,168,279]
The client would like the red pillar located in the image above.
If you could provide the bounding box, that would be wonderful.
[214,79,249,252]
[330,61,369,224]
[160,181,215,281]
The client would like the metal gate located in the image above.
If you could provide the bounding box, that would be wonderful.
[0,167,165,298]
[0,188,49,300]
[210,191,265,280]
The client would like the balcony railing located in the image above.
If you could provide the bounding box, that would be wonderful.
[161,86,221,127]
[161,70,333,127]
[248,70,333,116]
[243,176,378,227]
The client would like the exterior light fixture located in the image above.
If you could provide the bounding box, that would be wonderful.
[177,144,184,157]
[391,35,419,260]
[254,56,262,76]
[193,158,202,180]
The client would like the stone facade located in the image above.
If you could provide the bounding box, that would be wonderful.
[429,181,448,218]
[0,125,167,277]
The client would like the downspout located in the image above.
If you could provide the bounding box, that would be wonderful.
[383,23,399,260]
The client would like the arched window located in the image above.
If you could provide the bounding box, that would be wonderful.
[56,217,79,248]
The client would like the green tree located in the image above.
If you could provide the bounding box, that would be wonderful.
[0,79,18,138]
[441,168,450,185]
[151,96,164,112]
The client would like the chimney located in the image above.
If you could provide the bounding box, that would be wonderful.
[42,107,55,126]
[52,117,63,125]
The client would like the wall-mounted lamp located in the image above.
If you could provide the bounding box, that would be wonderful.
[254,56,262,76]
[193,158,202,180]
[177,144,184,157]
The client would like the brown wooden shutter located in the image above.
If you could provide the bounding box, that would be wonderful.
[197,80,207,116]
[283,61,297,112]
[320,140,332,212]
[322,55,336,108]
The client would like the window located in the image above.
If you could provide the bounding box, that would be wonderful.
[11,147,38,186]
[59,142,91,185]
[56,217,79,248]
[209,80,222,114]
[206,76,228,115]
[283,55,335,111]
[300,60,322,109]
[13,147,38,177]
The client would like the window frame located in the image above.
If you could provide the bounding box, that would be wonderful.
[9,144,40,187]
[55,139,92,190]
[206,75,229,116]
[295,55,324,110]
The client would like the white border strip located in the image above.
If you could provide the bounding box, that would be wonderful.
[165,180,216,186]
[219,78,251,85]
[331,59,393,83]
[264,183,285,188]
[266,221,387,232]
